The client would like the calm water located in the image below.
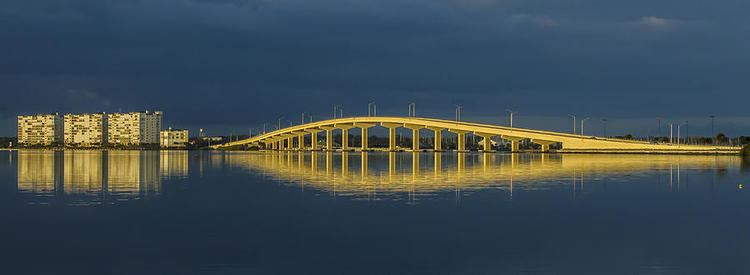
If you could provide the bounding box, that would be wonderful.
[1,150,750,274]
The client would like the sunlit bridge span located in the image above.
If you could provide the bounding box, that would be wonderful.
[214,116,739,153]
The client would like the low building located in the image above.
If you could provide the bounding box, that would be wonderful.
[63,113,108,147]
[17,113,63,146]
[160,128,189,148]
[108,111,162,146]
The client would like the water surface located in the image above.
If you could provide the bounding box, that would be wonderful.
[1,150,749,274]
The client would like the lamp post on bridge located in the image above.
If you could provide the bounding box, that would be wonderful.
[568,114,576,134]
[455,105,463,121]
[710,115,715,145]
[408,103,416,117]
[677,123,685,145]
[506,109,516,128]
[667,122,674,143]
[580,118,590,135]
[367,102,378,117]
[333,105,343,119]
[277,117,284,130]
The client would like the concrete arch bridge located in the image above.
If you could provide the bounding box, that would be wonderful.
[213,116,739,153]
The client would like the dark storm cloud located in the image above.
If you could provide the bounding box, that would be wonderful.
[1,0,749,135]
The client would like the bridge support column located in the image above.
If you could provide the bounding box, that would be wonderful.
[305,129,323,151]
[532,139,556,153]
[449,129,469,152]
[354,122,376,151]
[271,140,277,150]
[335,123,355,151]
[475,133,495,153]
[503,136,524,153]
[381,123,403,151]
[292,131,306,150]
[287,137,293,151]
[404,124,423,152]
[319,126,336,151]
[427,127,445,152]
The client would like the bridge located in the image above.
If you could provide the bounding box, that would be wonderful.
[213,116,739,153]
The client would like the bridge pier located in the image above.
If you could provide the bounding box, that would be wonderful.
[292,131,306,150]
[503,136,524,153]
[532,139,556,153]
[305,129,323,150]
[475,132,496,153]
[449,129,469,152]
[381,123,402,151]
[427,127,445,152]
[335,123,355,151]
[405,124,423,151]
[319,126,336,151]
[354,122,376,151]
[287,137,293,151]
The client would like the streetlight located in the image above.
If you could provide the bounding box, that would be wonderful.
[667,122,674,143]
[656,117,663,140]
[263,124,267,134]
[568,114,576,134]
[677,123,686,145]
[709,115,715,144]
[506,109,516,128]
[277,117,284,130]
[580,118,590,135]
[368,102,377,117]
[455,105,463,121]
[408,103,416,117]
[301,112,306,124]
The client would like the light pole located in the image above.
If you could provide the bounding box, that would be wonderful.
[408,103,416,117]
[506,109,515,128]
[602,119,607,137]
[263,124,267,134]
[685,120,689,145]
[656,117,662,140]
[368,102,376,117]
[277,117,284,130]
[677,123,686,145]
[709,115,715,144]
[455,105,463,121]
[301,112,305,124]
[568,114,576,134]
[667,122,674,143]
[580,118,590,135]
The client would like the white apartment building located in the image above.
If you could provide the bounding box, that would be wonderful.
[108,111,163,146]
[160,128,189,148]
[63,113,108,147]
[17,113,63,146]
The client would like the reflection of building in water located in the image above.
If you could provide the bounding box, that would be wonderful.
[63,151,105,196]
[160,151,188,179]
[225,152,741,200]
[17,150,62,195]
[17,150,167,204]
[107,151,161,199]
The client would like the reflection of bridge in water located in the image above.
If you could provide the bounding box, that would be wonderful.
[221,151,741,200]
[16,150,189,205]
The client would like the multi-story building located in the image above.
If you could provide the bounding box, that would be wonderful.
[63,113,108,147]
[108,111,162,146]
[160,128,189,148]
[17,113,63,146]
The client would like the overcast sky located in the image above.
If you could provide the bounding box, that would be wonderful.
[1,0,749,137]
